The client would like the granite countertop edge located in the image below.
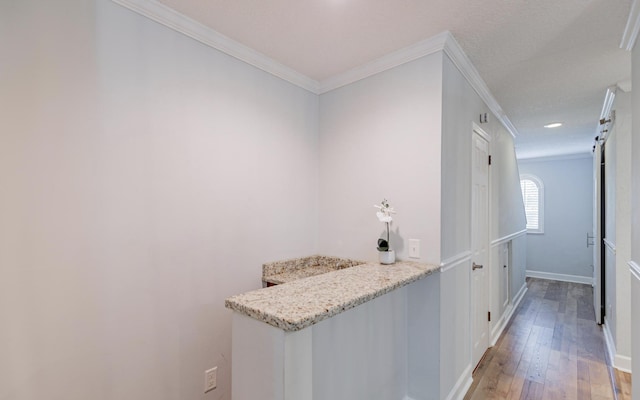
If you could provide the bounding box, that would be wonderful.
[225,261,440,332]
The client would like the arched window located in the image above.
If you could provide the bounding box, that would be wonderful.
[520,174,544,234]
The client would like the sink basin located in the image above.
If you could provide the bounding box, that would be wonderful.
[262,255,366,286]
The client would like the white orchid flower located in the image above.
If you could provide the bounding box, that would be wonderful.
[376,211,393,223]
[374,199,396,223]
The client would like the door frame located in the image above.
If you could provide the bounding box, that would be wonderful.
[593,142,605,324]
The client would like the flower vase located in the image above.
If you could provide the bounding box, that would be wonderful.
[379,249,395,265]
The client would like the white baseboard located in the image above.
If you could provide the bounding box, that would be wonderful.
[444,363,473,400]
[614,354,633,373]
[603,319,633,373]
[526,270,593,285]
[513,282,528,306]
[404,364,472,400]
[491,305,512,346]
[490,283,528,346]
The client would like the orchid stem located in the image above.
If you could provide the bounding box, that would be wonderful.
[386,221,390,248]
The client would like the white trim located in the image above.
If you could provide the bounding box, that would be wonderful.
[517,152,593,162]
[443,363,473,400]
[614,355,633,373]
[319,32,449,93]
[603,319,633,373]
[440,251,472,272]
[596,86,617,143]
[600,86,617,120]
[490,282,527,346]
[526,270,594,285]
[630,260,640,280]
[621,0,640,50]
[603,238,617,254]
[443,34,518,139]
[513,282,528,309]
[109,0,320,93]
[603,319,616,365]
[490,229,527,247]
[472,122,492,142]
[618,79,632,93]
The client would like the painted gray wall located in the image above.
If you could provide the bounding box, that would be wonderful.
[605,121,618,347]
[603,90,632,368]
[0,1,319,399]
[630,34,640,398]
[318,51,527,398]
[518,156,594,279]
[318,54,443,264]
[441,53,526,393]
[1,1,530,399]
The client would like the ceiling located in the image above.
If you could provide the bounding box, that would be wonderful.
[157,0,632,159]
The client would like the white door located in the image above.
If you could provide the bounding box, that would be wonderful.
[471,128,490,367]
[593,143,603,324]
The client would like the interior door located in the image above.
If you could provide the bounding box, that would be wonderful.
[593,143,603,324]
[471,128,490,367]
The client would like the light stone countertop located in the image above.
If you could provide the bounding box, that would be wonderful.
[225,260,440,332]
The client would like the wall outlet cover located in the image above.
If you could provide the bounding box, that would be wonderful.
[204,367,217,393]
[409,239,420,259]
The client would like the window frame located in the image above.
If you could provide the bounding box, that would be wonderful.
[520,174,544,234]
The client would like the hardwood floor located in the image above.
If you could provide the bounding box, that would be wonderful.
[464,278,632,400]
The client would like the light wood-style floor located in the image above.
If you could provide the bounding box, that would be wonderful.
[464,278,632,400]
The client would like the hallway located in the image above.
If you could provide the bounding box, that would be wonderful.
[464,278,632,400]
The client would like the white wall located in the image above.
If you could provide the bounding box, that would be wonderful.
[518,156,594,280]
[630,34,640,400]
[0,1,319,399]
[318,54,443,264]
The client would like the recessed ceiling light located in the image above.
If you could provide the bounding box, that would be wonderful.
[544,122,563,128]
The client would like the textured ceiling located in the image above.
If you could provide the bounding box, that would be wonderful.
[158,0,632,158]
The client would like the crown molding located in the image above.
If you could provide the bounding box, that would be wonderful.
[621,0,640,50]
[319,31,519,138]
[517,151,592,162]
[110,0,320,93]
[442,34,518,138]
[109,0,519,139]
[318,31,450,94]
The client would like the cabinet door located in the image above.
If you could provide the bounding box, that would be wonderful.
[500,243,510,313]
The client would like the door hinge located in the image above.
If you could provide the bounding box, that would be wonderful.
[488,155,492,165]
[488,311,491,322]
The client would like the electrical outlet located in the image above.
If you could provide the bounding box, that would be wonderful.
[409,239,420,259]
[204,367,217,393]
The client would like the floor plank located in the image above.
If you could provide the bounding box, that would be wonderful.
[464,278,631,400]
